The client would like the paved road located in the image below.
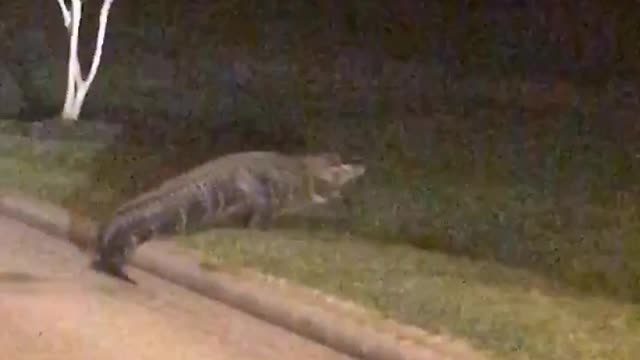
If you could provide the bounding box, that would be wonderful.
[0,215,353,360]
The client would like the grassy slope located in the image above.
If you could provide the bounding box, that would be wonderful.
[187,228,640,360]
[2,117,640,360]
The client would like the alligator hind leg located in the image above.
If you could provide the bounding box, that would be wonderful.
[91,258,138,285]
[91,233,141,285]
[245,185,275,230]
[234,172,274,230]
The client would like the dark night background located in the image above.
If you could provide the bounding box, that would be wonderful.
[2,1,640,358]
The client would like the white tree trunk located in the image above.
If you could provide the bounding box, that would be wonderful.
[57,0,114,123]
[60,0,81,121]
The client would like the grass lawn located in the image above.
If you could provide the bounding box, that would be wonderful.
[2,117,640,360]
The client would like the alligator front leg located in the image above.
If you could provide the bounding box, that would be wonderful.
[245,208,273,230]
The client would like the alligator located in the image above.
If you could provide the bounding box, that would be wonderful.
[91,150,366,283]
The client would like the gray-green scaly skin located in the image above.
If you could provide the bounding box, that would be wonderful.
[92,151,366,284]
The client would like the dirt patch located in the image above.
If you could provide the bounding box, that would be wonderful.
[0,281,236,360]
[0,214,353,360]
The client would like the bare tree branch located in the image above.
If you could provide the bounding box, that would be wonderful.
[55,0,71,29]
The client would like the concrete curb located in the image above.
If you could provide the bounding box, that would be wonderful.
[0,192,457,360]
